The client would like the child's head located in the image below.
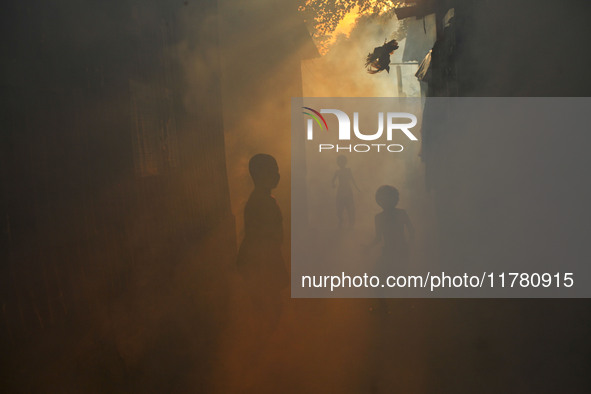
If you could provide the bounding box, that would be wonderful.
[249,153,279,189]
[375,185,399,210]
[336,155,347,168]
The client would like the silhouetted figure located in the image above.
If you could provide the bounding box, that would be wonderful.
[332,155,360,228]
[369,185,414,274]
[365,39,399,74]
[237,154,288,335]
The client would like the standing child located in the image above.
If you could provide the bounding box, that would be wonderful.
[369,185,415,274]
[237,154,288,334]
[332,155,360,228]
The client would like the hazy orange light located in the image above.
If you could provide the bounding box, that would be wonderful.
[320,6,360,54]
[301,0,406,55]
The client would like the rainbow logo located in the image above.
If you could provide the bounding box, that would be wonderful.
[302,107,328,131]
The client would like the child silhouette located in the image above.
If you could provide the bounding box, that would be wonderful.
[332,155,360,228]
[369,185,415,274]
[237,154,288,332]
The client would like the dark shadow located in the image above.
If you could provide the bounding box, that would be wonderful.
[236,154,289,338]
[370,185,415,277]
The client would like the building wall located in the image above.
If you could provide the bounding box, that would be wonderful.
[0,1,235,390]
[417,2,591,391]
